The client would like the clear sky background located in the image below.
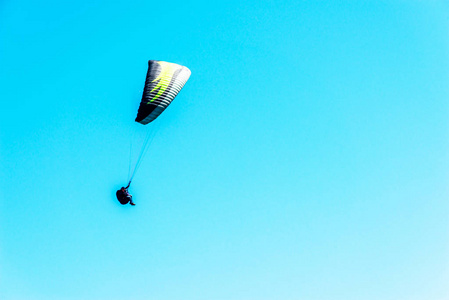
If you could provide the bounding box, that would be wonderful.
[1,1,448,299]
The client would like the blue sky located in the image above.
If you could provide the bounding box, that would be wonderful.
[1,0,448,299]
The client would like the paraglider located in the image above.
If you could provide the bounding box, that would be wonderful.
[116,182,135,206]
[116,60,191,206]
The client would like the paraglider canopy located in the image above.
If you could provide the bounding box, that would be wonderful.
[135,60,191,125]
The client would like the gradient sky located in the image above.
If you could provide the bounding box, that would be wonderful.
[1,1,449,299]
